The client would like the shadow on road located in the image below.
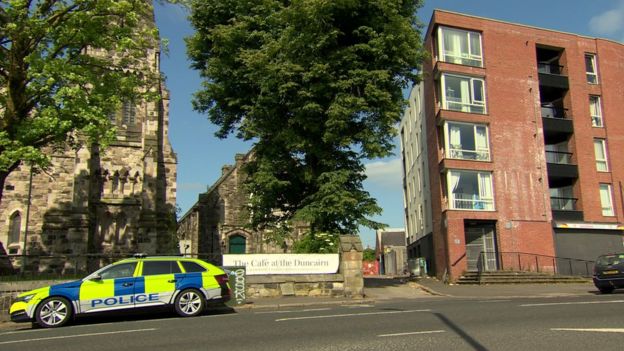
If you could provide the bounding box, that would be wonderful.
[432,312,489,351]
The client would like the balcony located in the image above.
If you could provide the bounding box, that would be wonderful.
[550,196,583,221]
[541,104,568,119]
[545,151,572,164]
[449,147,490,161]
[451,193,494,211]
[545,151,578,187]
[542,105,573,143]
[538,64,569,90]
[538,63,563,75]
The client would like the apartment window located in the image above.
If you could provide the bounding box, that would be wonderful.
[437,26,483,67]
[444,122,490,161]
[440,74,486,114]
[594,139,609,172]
[585,54,598,84]
[447,170,494,210]
[599,184,614,216]
[590,96,603,127]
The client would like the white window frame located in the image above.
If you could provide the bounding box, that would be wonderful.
[444,121,490,161]
[593,138,609,172]
[590,95,603,127]
[437,26,483,67]
[585,53,598,84]
[599,184,614,216]
[446,170,495,211]
[440,74,487,114]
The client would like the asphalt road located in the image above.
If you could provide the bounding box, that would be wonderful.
[1,294,624,351]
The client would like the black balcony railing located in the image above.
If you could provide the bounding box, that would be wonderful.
[541,104,568,119]
[550,196,577,211]
[538,62,564,75]
[477,251,594,277]
[545,151,573,164]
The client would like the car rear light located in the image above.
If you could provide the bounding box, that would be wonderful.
[215,274,229,286]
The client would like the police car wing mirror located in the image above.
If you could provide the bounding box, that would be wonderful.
[90,274,103,281]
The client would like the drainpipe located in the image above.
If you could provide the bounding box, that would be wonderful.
[22,164,34,273]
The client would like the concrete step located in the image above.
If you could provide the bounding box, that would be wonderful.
[457,271,590,285]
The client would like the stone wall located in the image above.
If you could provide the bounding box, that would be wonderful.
[242,236,364,298]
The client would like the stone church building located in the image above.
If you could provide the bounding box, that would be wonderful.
[177,153,307,263]
[0,6,177,273]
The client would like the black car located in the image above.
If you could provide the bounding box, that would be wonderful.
[593,253,624,294]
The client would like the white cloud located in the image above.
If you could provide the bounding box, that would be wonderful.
[589,1,624,38]
[364,158,402,188]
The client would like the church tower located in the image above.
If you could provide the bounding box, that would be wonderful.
[0,2,177,273]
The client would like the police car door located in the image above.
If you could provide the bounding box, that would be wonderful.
[79,262,138,313]
[139,260,182,307]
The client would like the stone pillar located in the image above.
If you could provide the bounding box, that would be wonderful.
[339,235,364,298]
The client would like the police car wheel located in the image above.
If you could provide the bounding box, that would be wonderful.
[35,297,73,328]
[174,289,205,317]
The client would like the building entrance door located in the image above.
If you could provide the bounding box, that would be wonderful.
[465,223,497,271]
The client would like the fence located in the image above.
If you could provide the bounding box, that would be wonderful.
[0,253,223,281]
[478,251,595,277]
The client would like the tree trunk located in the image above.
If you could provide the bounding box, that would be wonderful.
[0,161,22,205]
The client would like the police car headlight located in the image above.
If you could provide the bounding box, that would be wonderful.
[16,293,36,303]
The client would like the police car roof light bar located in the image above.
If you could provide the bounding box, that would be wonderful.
[133,253,148,259]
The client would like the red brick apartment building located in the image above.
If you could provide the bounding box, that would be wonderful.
[400,10,624,282]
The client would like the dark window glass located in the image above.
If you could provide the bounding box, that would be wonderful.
[142,261,181,276]
[181,261,207,273]
[100,262,137,280]
[8,212,21,244]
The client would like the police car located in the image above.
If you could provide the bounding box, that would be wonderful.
[9,255,231,328]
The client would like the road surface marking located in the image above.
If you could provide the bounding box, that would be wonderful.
[478,300,511,303]
[378,330,445,337]
[552,328,624,333]
[0,328,157,345]
[276,309,430,322]
[255,308,331,315]
[521,300,624,307]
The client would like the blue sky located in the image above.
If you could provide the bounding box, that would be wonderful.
[153,0,624,249]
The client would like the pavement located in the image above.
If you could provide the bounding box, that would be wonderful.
[0,275,600,330]
[237,275,598,311]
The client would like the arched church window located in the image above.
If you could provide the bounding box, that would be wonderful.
[8,212,21,244]
[228,234,246,254]
[122,100,136,125]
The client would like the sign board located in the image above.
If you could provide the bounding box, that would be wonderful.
[222,254,340,275]
[224,266,246,306]
[554,222,624,230]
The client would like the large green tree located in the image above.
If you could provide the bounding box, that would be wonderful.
[0,0,161,201]
[187,0,425,243]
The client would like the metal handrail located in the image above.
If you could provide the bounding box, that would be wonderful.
[550,196,578,211]
[541,104,568,119]
[477,251,595,277]
[545,150,573,164]
[537,62,565,75]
